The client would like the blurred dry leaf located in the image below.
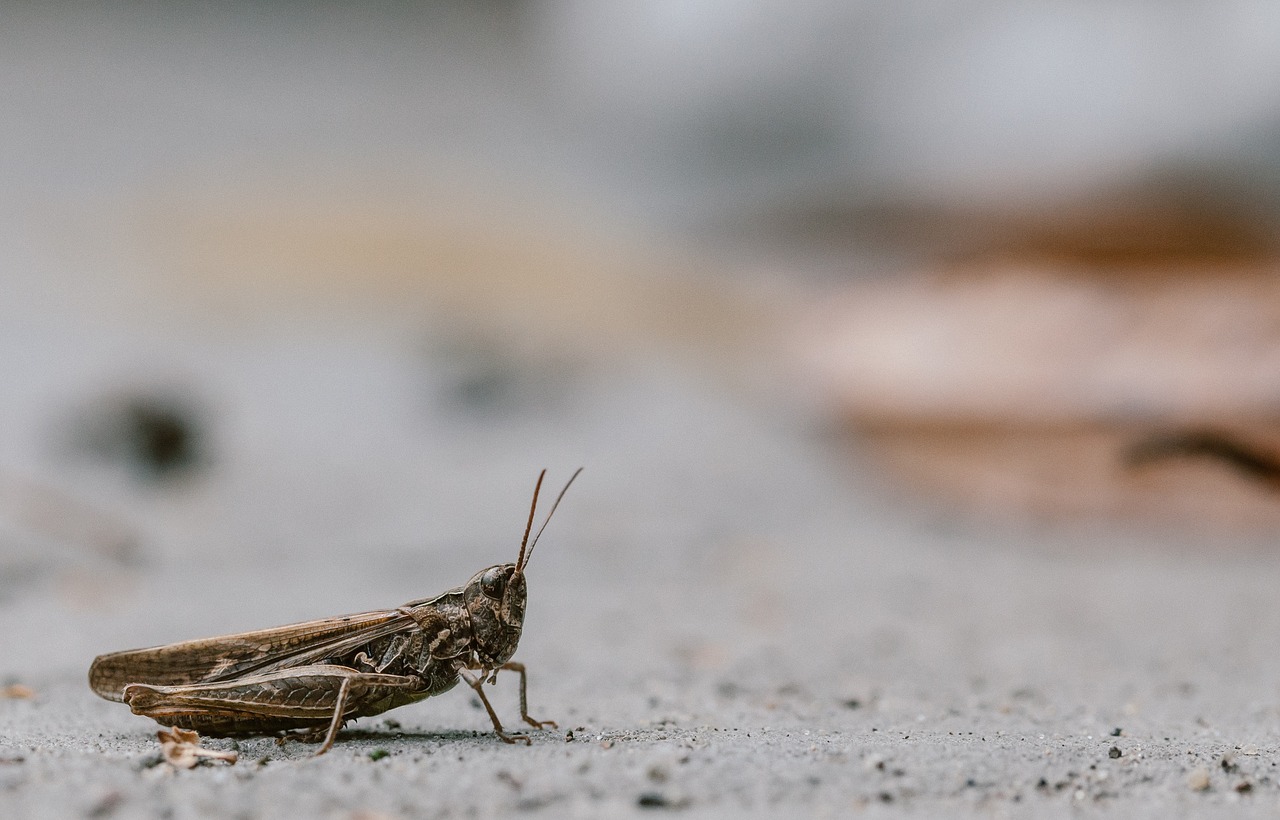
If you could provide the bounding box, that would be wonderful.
[0,684,35,699]
[157,727,237,769]
[797,187,1280,530]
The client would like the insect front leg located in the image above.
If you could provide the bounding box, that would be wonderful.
[496,662,557,730]
[459,669,529,745]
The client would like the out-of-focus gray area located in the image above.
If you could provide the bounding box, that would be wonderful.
[4,3,1280,817]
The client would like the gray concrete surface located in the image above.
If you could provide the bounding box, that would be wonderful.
[2,328,1280,819]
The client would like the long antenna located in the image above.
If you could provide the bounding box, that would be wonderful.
[520,467,582,572]
[515,470,546,573]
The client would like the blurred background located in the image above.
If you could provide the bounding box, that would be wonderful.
[4,0,1280,680]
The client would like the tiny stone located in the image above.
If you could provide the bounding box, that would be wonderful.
[637,792,669,808]
[564,730,574,742]
[1235,780,1253,794]
[1109,747,1122,759]
[135,752,165,770]
[1110,728,1122,737]
[1188,768,1211,792]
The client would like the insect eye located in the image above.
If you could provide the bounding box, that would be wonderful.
[480,567,508,599]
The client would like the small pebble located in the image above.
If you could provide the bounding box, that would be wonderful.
[135,752,165,771]
[1108,746,1122,759]
[637,792,670,808]
[1188,768,1211,792]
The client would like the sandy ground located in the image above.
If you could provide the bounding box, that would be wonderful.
[2,323,1280,819]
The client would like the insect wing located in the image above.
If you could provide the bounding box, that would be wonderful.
[89,608,415,701]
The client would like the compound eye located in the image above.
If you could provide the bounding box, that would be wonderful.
[480,567,508,600]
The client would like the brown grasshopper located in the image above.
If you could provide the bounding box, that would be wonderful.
[89,469,580,755]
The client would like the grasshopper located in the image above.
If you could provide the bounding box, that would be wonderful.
[89,469,580,755]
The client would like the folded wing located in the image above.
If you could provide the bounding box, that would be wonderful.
[88,608,415,701]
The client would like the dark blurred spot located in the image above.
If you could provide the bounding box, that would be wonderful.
[715,681,741,699]
[637,793,672,809]
[123,400,197,475]
[75,392,207,482]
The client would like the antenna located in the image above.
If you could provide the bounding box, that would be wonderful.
[515,470,546,573]
[519,467,582,572]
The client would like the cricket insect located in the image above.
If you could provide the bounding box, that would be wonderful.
[89,469,580,755]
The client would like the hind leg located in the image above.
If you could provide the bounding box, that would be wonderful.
[123,664,421,755]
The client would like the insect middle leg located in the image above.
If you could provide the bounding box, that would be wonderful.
[459,669,530,745]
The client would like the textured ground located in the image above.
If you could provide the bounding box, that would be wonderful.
[3,328,1280,819]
